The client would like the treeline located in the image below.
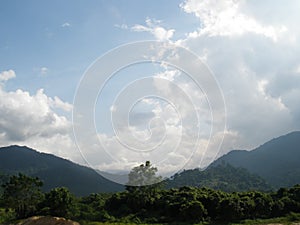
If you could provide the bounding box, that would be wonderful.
[166,163,272,192]
[1,173,300,224]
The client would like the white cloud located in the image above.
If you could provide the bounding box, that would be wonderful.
[0,70,16,82]
[0,88,70,140]
[2,0,300,180]
[154,70,178,81]
[180,0,287,41]
[61,22,71,28]
[96,0,300,174]
[114,24,128,29]
[0,71,80,162]
[40,67,48,76]
[51,96,73,112]
[257,79,269,96]
[56,0,300,176]
[169,0,300,155]
[110,105,117,112]
[131,18,175,41]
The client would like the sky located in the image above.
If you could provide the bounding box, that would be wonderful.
[1,0,300,182]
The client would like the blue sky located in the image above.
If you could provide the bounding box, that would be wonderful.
[1,0,300,181]
[0,0,196,100]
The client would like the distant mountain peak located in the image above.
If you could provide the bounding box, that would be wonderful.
[0,145,124,196]
[210,131,300,188]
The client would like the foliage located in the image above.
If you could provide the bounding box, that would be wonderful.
[0,145,124,196]
[1,173,43,219]
[0,172,9,195]
[42,187,78,218]
[167,163,272,192]
[1,168,300,224]
[76,193,112,221]
[210,131,300,188]
[126,161,163,190]
[0,208,15,223]
[121,161,164,215]
[102,184,300,223]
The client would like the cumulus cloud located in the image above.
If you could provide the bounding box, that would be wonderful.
[0,71,80,162]
[51,96,73,112]
[3,0,300,178]
[0,87,70,141]
[175,0,300,155]
[131,18,175,41]
[79,67,218,177]
[0,70,16,82]
[180,0,287,41]
[98,0,300,173]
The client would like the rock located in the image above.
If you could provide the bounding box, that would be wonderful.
[16,216,80,225]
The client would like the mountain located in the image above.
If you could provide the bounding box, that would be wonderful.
[0,145,124,196]
[166,163,272,192]
[1,131,299,195]
[210,131,300,188]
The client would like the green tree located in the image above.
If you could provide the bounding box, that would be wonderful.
[125,161,163,211]
[78,193,111,221]
[179,200,207,222]
[219,195,243,221]
[126,160,163,195]
[160,187,208,222]
[252,191,274,218]
[44,187,77,219]
[126,161,162,187]
[2,173,43,218]
[0,172,9,207]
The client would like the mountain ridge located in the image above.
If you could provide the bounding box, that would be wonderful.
[166,162,272,192]
[210,131,300,188]
[0,145,124,196]
[1,131,299,194]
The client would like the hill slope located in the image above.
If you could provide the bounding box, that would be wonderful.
[210,131,300,188]
[0,145,123,196]
[166,163,272,192]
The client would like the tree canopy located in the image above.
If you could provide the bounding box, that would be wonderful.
[1,173,43,218]
[126,161,162,187]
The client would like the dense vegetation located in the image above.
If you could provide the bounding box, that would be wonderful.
[0,145,275,196]
[211,131,300,188]
[166,163,272,192]
[1,172,300,224]
[1,131,300,224]
[1,131,300,197]
[0,145,123,195]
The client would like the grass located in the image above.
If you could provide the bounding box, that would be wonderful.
[79,213,300,225]
[229,213,300,225]
[3,212,300,225]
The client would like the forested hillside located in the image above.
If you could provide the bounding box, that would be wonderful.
[0,145,123,196]
[167,163,271,192]
[0,131,299,197]
[210,131,300,188]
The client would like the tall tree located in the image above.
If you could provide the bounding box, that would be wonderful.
[44,187,77,218]
[127,161,162,187]
[125,161,163,211]
[2,173,43,218]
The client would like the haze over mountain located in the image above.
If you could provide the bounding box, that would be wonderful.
[0,131,299,195]
[0,144,272,195]
[0,145,123,196]
[210,131,300,188]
